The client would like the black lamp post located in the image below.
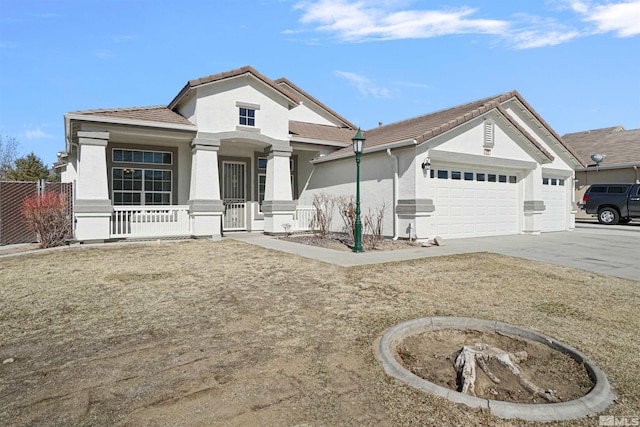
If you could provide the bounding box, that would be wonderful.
[352,128,365,253]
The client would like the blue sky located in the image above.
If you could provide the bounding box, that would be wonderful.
[1,0,639,166]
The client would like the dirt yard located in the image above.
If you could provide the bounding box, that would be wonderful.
[1,239,638,426]
[398,330,593,403]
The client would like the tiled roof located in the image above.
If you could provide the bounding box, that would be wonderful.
[562,126,640,166]
[364,94,500,146]
[67,105,194,127]
[289,121,354,145]
[169,66,299,108]
[320,91,557,161]
[276,78,356,129]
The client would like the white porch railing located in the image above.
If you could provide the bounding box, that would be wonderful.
[111,205,190,238]
[293,206,316,231]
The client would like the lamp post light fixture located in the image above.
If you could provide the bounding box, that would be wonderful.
[352,128,365,253]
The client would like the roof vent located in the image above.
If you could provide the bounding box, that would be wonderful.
[483,119,495,152]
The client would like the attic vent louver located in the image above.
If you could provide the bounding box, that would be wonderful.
[483,118,495,153]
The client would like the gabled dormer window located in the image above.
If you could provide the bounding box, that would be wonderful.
[239,107,255,126]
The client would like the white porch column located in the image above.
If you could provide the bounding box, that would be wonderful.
[523,166,545,235]
[188,133,224,239]
[263,146,296,235]
[74,131,112,242]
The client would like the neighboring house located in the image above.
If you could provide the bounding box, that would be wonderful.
[562,126,640,219]
[58,66,582,242]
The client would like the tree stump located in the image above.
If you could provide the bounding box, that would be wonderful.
[454,343,559,403]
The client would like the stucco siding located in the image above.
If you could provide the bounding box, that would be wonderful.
[502,102,574,172]
[289,103,338,126]
[177,95,197,125]
[300,152,395,237]
[295,150,317,200]
[426,115,536,163]
[194,76,290,141]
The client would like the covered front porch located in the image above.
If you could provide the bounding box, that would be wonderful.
[69,129,319,242]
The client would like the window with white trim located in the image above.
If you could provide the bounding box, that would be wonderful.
[239,108,255,126]
[112,168,172,205]
[113,149,172,165]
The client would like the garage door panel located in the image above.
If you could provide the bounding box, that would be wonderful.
[431,165,522,239]
[541,178,567,232]
[437,188,449,198]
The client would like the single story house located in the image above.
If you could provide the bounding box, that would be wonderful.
[562,126,640,219]
[58,66,582,242]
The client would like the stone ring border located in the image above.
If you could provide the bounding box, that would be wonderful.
[377,317,616,422]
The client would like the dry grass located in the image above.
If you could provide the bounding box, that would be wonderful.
[0,239,638,426]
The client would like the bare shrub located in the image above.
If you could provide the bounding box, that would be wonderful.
[335,195,356,243]
[364,202,386,250]
[22,192,72,248]
[311,193,335,238]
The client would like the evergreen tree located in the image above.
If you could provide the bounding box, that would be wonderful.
[5,152,50,182]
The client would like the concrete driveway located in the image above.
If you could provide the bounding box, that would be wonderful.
[442,224,639,282]
[230,223,639,282]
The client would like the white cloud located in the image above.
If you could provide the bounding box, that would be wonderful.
[110,35,137,43]
[33,13,61,19]
[95,50,114,59]
[294,0,508,42]
[511,29,581,49]
[566,0,590,14]
[334,70,391,98]
[586,1,640,36]
[509,14,582,48]
[24,127,53,140]
[292,0,640,48]
[393,81,431,89]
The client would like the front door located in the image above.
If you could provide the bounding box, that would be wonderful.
[222,161,246,230]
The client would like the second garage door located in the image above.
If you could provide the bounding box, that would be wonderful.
[541,176,568,232]
[428,166,522,239]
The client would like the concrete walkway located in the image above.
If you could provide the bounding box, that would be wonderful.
[228,223,639,282]
[2,222,636,281]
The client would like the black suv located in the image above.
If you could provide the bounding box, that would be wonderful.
[582,184,640,224]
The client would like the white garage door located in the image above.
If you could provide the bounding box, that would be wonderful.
[429,166,522,239]
[541,176,567,232]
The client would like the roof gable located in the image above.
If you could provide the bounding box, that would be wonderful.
[498,92,583,166]
[275,78,356,129]
[168,66,299,110]
[319,91,557,162]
